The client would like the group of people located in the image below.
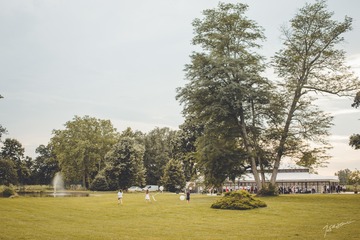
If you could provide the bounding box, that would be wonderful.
[117,189,191,205]
[324,184,347,193]
[277,184,348,194]
[278,186,315,194]
[221,185,259,194]
[117,189,151,205]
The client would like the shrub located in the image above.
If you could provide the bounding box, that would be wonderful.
[90,175,109,191]
[211,190,267,210]
[1,186,15,197]
[257,183,278,196]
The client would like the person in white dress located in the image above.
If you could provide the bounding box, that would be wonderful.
[145,189,151,203]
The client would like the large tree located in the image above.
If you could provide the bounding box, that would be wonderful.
[50,115,118,188]
[270,0,360,185]
[177,2,272,189]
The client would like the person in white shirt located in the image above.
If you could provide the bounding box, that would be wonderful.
[117,190,123,205]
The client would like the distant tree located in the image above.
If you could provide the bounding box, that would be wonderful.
[0,158,18,186]
[161,159,186,192]
[143,127,177,185]
[348,169,360,187]
[50,115,118,188]
[103,136,146,190]
[1,138,24,165]
[0,138,30,185]
[335,169,352,185]
[32,144,60,185]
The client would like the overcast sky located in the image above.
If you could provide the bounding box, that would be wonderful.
[1,0,360,176]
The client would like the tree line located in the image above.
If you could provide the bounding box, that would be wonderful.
[0,115,196,191]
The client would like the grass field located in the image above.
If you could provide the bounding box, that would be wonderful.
[0,192,359,240]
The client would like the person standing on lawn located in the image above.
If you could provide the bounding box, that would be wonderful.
[117,190,123,205]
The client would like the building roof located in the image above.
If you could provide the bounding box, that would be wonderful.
[238,171,339,183]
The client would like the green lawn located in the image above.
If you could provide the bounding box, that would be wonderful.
[0,192,359,239]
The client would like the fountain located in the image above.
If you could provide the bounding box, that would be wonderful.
[15,172,88,197]
[51,172,68,197]
[53,172,64,194]
[49,172,89,197]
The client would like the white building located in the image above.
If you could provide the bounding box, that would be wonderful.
[225,168,339,194]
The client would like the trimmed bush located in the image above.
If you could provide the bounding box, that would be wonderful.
[211,190,267,210]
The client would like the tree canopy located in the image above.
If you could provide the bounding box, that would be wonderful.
[50,115,118,188]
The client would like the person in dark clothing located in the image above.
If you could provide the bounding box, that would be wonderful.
[186,190,190,203]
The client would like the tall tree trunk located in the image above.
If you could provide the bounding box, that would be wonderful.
[238,106,262,190]
[250,155,262,190]
[258,156,266,187]
[271,87,302,185]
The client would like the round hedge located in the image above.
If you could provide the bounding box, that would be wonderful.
[211,190,267,210]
